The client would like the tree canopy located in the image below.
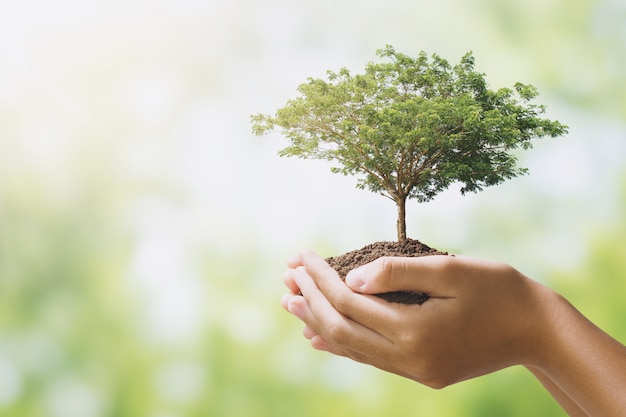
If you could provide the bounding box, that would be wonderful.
[252,46,568,241]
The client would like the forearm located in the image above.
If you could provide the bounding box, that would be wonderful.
[533,291,626,417]
[526,366,587,417]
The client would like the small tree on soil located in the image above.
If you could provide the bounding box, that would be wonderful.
[252,46,568,242]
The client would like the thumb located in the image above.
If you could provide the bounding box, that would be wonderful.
[345,255,451,295]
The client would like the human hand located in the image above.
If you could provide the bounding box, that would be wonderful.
[281,250,553,388]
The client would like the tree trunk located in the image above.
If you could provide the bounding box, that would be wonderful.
[396,196,407,242]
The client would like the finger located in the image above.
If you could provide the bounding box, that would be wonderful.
[290,304,424,383]
[287,298,330,351]
[298,249,405,335]
[317,335,418,382]
[303,325,317,340]
[286,294,307,321]
[292,263,395,356]
[282,268,300,294]
[287,295,331,352]
[287,254,303,269]
[345,255,456,297]
[310,335,330,351]
[281,293,292,311]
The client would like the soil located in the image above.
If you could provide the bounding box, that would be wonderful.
[325,238,448,305]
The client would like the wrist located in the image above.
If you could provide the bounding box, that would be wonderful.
[527,286,626,417]
[496,275,564,369]
[524,285,571,369]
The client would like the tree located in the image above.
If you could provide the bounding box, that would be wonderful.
[251,46,568,242]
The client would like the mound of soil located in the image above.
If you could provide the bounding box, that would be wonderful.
[325,239,448,305]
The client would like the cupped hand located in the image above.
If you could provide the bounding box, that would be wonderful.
[281,250,553,388]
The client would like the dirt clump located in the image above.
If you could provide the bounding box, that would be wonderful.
[325,239,448,305]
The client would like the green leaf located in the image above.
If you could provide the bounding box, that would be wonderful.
[250,46,568,240]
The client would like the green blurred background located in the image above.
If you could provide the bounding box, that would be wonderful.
[1,0,625,415]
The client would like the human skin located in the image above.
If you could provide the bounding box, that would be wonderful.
[281,250,626,417]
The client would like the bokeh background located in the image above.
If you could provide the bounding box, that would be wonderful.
[1,0,625,415]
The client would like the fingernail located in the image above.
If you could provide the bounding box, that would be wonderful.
[346,268,365,289]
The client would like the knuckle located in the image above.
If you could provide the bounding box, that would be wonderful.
[436,255,459,274]
[379,256,396,277]
[377,256,404,284]
[332,291,350,312]
[325,319,349,343]
[331,290,362,316]
[432,256,463,285]
[318,261,339,278]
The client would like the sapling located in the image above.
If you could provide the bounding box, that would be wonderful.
[252,46,568,242]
